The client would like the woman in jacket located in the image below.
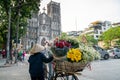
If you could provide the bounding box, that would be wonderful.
[28,44,53,80]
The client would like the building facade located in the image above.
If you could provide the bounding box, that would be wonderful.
[90,21,111,40]
[26,1,61,49]
[112,22,120,27]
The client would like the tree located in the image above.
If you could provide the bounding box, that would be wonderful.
[99,26,120,48]
[115,39,120,48]
[0,0,41,41]
[0,4,8,48]
[0,0,41,63]
[86,35,98,45]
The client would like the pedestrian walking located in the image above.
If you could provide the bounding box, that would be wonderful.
[22,50,26,61]
[28,44,53,80]
[18,49,23,61]
[1,49,6,58]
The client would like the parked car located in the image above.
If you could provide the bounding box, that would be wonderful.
[93,45,109,60]
[108,48,120,59]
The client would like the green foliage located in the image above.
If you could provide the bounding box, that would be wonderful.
[79,35,97,45]
[59,33,79,48]
[100,26,120,40]
[86,35,98,45]
[115,39,120,48]
[99,26,120,46]
[59,32,67,40]
[79,43,101,63]
[0,0,41,45]
[67,37,79,48]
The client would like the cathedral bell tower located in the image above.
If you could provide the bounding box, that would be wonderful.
[47,1,61,39]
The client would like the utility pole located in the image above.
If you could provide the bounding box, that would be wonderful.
[6,7,11,64]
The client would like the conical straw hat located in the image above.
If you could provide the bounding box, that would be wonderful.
[29,44,45,55]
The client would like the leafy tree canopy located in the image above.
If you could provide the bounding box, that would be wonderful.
[0,0,41,47]
[99,26,120,42]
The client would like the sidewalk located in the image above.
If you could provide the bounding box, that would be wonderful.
[0,58,11,68]
[0,55,30,80]
[0,54,30,67]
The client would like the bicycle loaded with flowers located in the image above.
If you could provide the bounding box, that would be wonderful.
[51,36,100,73]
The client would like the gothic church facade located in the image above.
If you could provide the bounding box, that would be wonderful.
[26,1,61,49]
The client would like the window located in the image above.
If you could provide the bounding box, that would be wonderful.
[43,14,46,24]
[96,35,98,38]
[100,31,103,34]
[41,38,46,46]
[94,30,98,34]
[116,49,119,52]
[42,25,46,31]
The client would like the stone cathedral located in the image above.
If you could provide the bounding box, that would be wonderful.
[26,1,61,49]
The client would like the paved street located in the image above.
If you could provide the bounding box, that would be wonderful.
[78,59,120,80]
[0,55,120,80]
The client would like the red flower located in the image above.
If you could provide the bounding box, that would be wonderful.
[55,42,59,47]
[58,41,65,48]
[54,39,71,48]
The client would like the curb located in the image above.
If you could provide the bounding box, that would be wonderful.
[0,63,12,68]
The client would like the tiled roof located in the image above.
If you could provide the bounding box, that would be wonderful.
[91,20,102,24]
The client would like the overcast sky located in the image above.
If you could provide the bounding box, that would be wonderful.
[40,0,120,32]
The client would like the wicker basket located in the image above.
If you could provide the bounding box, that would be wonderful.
[53,59,88,73]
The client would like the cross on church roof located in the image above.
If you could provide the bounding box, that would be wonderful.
[43,7,46,13]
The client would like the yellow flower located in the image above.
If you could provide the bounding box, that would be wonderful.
[67,48,82,62]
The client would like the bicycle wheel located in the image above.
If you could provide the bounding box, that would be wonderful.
[53,73,79,80]
[54,72,68,80]
[44,63,54,80]
[72,74,79,80]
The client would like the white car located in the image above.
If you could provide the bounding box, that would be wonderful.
[93,45,109,60]
[108,48,120,59]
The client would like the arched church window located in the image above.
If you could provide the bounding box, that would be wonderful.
[41,38,46,46]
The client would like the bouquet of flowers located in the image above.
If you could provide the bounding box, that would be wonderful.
[51,36,100,72]
[51,37,80,57]
[67,48,82,62]
[66,45,100,63]
[51,38,70,57]
[51,36,100,62]
[79,43,101,63]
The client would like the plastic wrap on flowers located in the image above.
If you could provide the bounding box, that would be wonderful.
[51,47,69,57]
[51,38,70,57]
